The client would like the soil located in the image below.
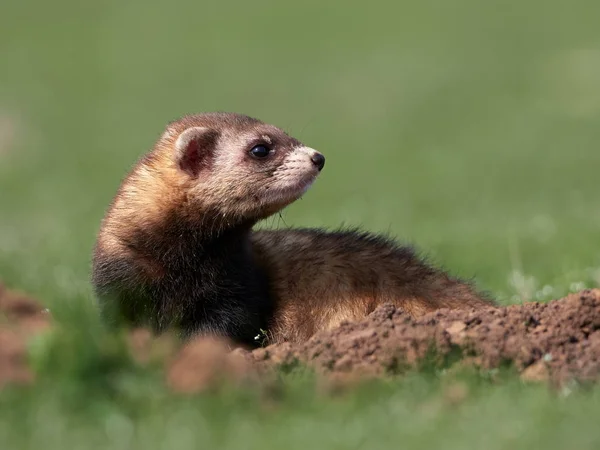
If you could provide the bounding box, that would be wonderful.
[1,281,599,392]
[249,289,600,386]
[0,282,51,388]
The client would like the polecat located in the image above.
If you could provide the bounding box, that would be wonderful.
[92,112,493,347]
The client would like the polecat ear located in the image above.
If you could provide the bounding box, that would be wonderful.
[174,127,219,176]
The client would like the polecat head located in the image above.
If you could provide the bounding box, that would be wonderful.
[127,113,324,233]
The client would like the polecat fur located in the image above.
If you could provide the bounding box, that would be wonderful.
[92,112,493,347]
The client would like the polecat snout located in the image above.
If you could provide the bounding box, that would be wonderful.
[92,112,493,347]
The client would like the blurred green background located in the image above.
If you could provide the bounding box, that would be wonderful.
[1,1,600,448]
[1,0,600,306]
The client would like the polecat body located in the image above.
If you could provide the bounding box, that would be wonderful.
[251,229,490,343]
[92,112,493,347]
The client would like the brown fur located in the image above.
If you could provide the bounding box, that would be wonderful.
[92,112,324,345]
[92,112,494,347]
[251,229,492,344]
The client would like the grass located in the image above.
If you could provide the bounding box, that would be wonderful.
[1,0,600,447]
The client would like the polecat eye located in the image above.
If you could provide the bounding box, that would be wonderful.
[250,145,270,159]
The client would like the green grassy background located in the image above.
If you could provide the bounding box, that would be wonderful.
[1,0,600,448]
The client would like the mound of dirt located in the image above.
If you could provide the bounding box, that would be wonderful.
[0,283,51,388]
[1,280,599,391]
[249,289,600,385]
[166,337,257,394]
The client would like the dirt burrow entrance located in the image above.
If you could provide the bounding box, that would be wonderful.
[171,288,600,392]
[248,289,600,386]
[1,281,599,392]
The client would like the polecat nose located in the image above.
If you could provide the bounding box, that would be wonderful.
[311,152,325,171]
